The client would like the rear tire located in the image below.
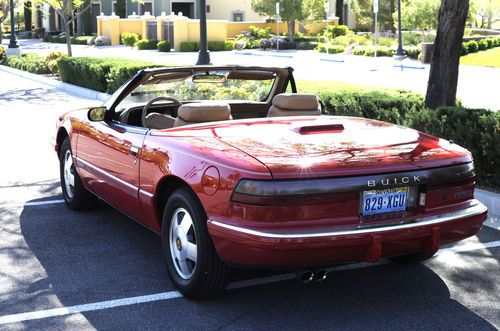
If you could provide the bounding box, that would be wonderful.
[162,187,230,298]
[390,252,435,264]
[59,138,98,210]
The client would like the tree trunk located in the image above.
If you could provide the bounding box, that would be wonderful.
[287,20,295,39]
[425,0,469,109]
[390,0,396,33]
[65,23,73,56]
[77,8,83,36]
[335,0,343,25]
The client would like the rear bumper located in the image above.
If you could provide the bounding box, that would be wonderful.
[207,201,488,267]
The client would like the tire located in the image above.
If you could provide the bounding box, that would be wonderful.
[162,187,230,298]
[59,138,98,210]
[389,252,435,264]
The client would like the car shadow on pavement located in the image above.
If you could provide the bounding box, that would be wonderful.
[13,198,498,330]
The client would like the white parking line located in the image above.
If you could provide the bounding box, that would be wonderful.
[2,199,65,209]
[1,239,499,325]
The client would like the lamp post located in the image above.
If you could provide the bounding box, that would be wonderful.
[8,0,18,49]
[196,0,211,65]
[394,0,404,59]
[325,2,329,54]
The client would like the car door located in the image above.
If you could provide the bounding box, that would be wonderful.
[76,120,147,223]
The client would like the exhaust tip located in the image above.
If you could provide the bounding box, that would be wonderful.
[314,269,327,282]
[297,270,314,284]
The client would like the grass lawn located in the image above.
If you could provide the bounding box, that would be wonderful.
[460,47,500,68]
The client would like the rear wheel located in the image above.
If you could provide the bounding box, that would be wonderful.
[390,252,435,264]
[59,138,98,210]
[162,188,230,298]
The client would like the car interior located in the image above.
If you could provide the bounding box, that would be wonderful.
[112,67,322,130]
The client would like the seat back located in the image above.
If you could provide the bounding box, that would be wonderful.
[144,113,177,129]
[174,102,232,127]
[267,93,321,117]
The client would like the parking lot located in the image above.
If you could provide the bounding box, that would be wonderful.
[0,71,499,330]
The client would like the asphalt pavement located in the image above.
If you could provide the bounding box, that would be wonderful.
[0,70,499,330]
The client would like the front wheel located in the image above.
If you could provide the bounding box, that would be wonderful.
[162,188,230,298]
[59,138,98,210]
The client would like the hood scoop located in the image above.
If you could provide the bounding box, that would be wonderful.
[291,123,345,135]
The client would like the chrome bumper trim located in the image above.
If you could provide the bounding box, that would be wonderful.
[209,203,487,239]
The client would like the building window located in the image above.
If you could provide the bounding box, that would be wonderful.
[206,5,210,13]
[139,2,153,15]
[232,11,244,22]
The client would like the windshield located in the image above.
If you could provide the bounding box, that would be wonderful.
[119,70,276,108]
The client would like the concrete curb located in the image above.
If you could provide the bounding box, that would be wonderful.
[0,65,110,102]
[476,189,500,230]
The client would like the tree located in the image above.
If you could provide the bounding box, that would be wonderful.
[35,0,91,56]
[251,0,310,39]
[397,0,440,41]
[425,0,469,109]
[471,0,500,28]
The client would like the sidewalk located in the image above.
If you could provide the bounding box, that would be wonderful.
[3,38,499,110]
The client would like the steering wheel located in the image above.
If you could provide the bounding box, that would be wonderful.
[141,96,182,128]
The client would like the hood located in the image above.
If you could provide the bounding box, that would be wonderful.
[161,116,472,179]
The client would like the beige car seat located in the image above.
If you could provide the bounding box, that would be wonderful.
[174,102,232,127]
[267,93,321,117]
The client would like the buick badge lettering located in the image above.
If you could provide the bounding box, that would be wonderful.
[367,176,421,187]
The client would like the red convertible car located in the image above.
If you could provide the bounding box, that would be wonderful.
[54,66,488,298]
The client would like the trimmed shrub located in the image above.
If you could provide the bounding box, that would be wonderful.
[57,57,155,93]
[157,40,171,52]
[180,41,199,52]
[0,46,6,65]
[411,107,499,186]
[315,43,345,54]
[248,25,272,39]
[295,41,319,50]
[461,43,469,56]
[405,46,421,59]
[44,51,65,75]
[224,40,235,50]
[7,53,50,74]
[106,63,162,93]
[477,39,488,51]
[486,38,494,49]
[136,39,158,50]
[328,25,351,38]
[208,41,225,51]
[43,35,93,45]
[352,46,395,57]
[121,32,139,47]
[465,40,479,53]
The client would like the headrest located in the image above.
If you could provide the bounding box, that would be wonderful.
[177,102,231,122]
[272,93,320,111]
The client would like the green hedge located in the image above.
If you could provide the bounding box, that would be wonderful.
[315,44,345,54]
[318,89,499,187]
[0,47,6,65]
[180,41,199,52]
[121,32,139,47]
[136,39,158,50]
[157,40,171,52]
[208,41,225,51]
[7,53,50,74]
[43,35,93,45]
[57,57,158,93]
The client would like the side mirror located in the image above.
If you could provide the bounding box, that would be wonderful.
[88,106,107,122]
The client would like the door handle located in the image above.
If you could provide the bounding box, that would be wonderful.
[129,145,140,157]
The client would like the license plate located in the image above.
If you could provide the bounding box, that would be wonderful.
[361,187,408,216]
